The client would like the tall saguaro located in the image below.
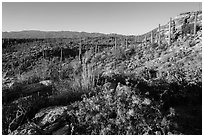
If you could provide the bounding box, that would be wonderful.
[42,45,45,59]
[194,12,197,36]
[95,44,98,57]
[94,45,98,86]
[145,35,147,45]
[115,37,117,52]
[125,37,128,49]
[151,31,153,43]
[135,36,137,43]
[60,46,63,63]
[114,37,117,69]
[59,45,63,81]
[79,38,82,63]
[169,17,172,45]
[158,24,161,46]
[135,36,137,48]
[172,20,176,34]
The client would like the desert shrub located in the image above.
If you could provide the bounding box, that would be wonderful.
[181,23,194,36]
[154,52,161,58]
[65,83,178,135]
[16,71,42,85]
[158,42,168,51]
[165,63,201,86]
[115,47,127,61]
[92,53,101,63]
[183,67,202,84]
[15,58,60,84]
[189,40,196,47]
[27,74,42,84]
[151,43,159,49]
[61,64,74,80]
[166,65,186,85]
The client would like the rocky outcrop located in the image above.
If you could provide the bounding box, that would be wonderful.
[9,106,74,135]
[2,78,90,135]
[9,122,44,135]
[2,80,53,134]
[2,81,53,105]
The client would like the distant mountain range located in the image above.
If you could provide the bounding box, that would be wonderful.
[2,11,201,40]
[2,30,127,39]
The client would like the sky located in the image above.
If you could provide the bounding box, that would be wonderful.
[2,2,202,35]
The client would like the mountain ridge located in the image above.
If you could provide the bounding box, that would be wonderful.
[3,10,201,40]
[2,30,108,39]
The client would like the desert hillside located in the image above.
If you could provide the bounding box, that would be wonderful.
[2,11,202,135]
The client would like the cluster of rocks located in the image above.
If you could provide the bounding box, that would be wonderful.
[9,106,71,135]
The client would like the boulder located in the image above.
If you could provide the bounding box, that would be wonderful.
[39,80,52,86]
[8,106,72,135]
[52,125,70,135]
[3,81,53,104]
[116,83,131,96]
[32,106,70,134]
[2,80,53,134]
[9,122,44,135]
[2,95,50,134]
[33,106,67,128]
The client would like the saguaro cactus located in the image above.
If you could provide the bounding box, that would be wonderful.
[42,45,45,59]
[151,31,153,43]
[79,38,82,63]
[158,24,161,46]
[115,37,117,51]
[114,37,117,69]
[172,20,176,34]
[145,35,147,45]
[169,17,172,45]
[60,46,63,63]
[98,45,100,53]
[135,36,137,43]
[125,37,128,49]
[95,44,98,57]
[59,45,63,80]
[194,12,197,36]
[135,36,137,48]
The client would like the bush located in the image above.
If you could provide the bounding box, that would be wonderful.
[151,43,159,49]
[65,84,178,135]
[181,24,194,36]
[115,47,127,61]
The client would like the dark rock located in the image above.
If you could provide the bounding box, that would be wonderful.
[3,82,53,104]
[9,122,44,135]
[52,125,70,135]
[33,106,67,128]
[32,106,69,134]
[2,88,52,134]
